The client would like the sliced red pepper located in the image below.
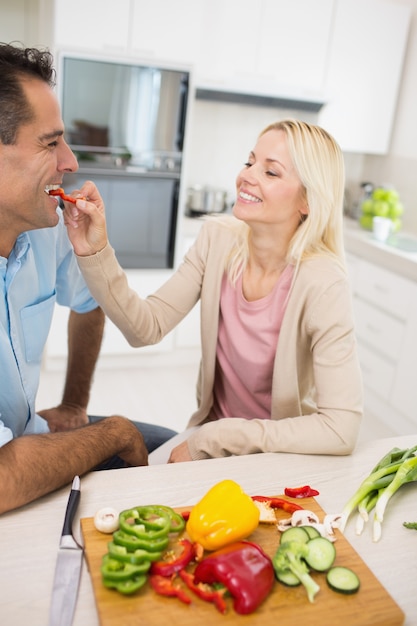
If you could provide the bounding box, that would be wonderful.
[179,569,227,614]
[193,542,204,562]
[149,574,191,605]
[181,510,191,521]
[251,495,304,513]
[49,187,85,204]
[193,540,274,615]
[150,539,195,577]
[284,485,320,498]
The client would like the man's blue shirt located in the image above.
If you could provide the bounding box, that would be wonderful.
[0,210,97,445]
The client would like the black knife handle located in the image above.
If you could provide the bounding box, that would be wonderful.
[61,480,81,538]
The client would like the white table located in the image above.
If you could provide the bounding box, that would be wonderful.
[1,435,417,625]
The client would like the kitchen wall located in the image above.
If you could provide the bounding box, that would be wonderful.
[361,0,417,234]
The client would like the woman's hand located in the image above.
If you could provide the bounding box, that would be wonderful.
[168,440,193,463]
[63,180,109,256]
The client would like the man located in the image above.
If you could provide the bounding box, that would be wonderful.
[0,43,175,513]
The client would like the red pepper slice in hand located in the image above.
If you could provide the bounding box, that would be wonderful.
[150,539,195,577]
[49,187,85,204]
[179,569,227,614]
[251,495,304,513]
[284,485,320,498]
[149,574,191,605]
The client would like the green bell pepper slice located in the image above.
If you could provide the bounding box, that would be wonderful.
[113,529,170,553]
[107,542,162,564]
[119,507,171,539]
[103,574,148,595]
[101,554,151,581]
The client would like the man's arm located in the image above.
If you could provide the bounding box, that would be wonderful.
[39,307,105,431]
[0,416,147,515]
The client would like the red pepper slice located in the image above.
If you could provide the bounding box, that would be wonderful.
[181,510,191,521]
[150,539,195,577]
[149,574,191,605]
[251,495,304,513]
[179,569,227,614]
[284,485,320,498]
[49,187,85,204]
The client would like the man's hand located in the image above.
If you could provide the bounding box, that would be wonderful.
[37,404,89,432]
[168,440,193,463]
[115,416,149,467]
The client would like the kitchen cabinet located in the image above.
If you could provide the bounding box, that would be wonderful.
[196,0,334,100]
[319,0,411,154]
[346,253,417,434]
[53,0,131,53]
[52,0,202,63]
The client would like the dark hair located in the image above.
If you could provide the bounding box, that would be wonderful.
[0,42,56,144]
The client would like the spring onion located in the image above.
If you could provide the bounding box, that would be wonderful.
[340,445,417,541]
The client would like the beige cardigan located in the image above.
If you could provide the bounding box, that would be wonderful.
[77,219,363,460]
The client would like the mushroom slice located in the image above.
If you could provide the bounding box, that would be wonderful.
[276,517,293,532]
[291,510,320,527]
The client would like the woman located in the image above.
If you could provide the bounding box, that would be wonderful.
[65,119,363,463]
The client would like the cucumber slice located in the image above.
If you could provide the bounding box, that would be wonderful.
[302,525,321,539]
[326,566,360,594]
[304,537,336,572]
[280,526,310,544]
[275,568,301,587]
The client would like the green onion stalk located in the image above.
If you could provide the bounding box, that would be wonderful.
[340,446,417,541]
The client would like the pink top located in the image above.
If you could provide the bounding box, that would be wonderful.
[210,265,294,421]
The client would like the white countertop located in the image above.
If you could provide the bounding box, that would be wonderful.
[343,217,417,282]
[1,435,417,625]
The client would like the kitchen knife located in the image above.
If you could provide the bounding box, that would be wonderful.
[48,476,83,626]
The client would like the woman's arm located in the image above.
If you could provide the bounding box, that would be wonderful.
[0,416,148,514]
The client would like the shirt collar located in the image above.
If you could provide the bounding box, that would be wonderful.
[13,232,31,260]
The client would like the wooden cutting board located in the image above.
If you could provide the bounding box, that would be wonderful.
[81,497,404,626]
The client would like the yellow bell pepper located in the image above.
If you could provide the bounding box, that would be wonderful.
[186,479,260,551]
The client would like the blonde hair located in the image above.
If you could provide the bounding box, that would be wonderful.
[224,118,346,284]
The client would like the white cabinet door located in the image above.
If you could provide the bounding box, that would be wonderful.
[129,0,204,64]
[319,0,411,154]
[257,0,334,97]
[195,0,333,98]
[195,0,261,88]
[53,0,131,52]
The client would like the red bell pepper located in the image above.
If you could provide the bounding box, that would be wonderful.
[193,540,274,615]
[251,495,304,513]
[284,485,320,498]
[178,569,227,614]
[149,574,191,605]
[48,187,85,204]
[150,539,195,577]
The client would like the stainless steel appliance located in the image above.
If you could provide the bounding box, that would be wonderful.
[186,185,229,216]
[59,55,190,269]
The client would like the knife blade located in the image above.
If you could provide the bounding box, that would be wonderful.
[48,476,83,626]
